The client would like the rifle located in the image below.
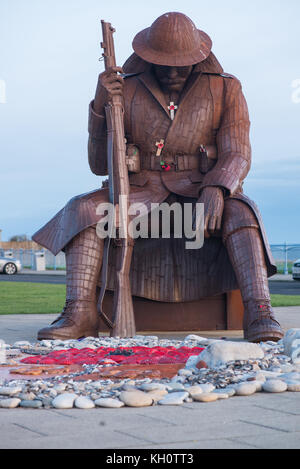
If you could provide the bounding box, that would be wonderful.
[97,20,136,338]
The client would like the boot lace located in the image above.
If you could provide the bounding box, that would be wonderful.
[51,299,78,326]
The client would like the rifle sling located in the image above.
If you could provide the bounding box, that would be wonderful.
[96,104,115,330]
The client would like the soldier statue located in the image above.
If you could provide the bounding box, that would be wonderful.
[33,12,283,343]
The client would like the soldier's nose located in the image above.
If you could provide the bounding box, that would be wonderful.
[167,67,178,78]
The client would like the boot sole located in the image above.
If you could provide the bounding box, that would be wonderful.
[245,330,284,343]
[37,329,99,341]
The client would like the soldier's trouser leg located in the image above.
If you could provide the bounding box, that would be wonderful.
[222,199,283,342]
[37,226,103,340]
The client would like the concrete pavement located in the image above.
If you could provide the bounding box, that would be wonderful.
[0,307,300,449]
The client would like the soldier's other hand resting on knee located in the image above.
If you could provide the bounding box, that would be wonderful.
[197,187,224,238]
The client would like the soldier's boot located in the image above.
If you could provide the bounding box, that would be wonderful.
[37,227,103,340]
[224,226,283,343]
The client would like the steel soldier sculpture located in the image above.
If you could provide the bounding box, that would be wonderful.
[33,12,284,343]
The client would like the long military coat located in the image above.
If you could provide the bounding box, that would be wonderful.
[33,52,276,302]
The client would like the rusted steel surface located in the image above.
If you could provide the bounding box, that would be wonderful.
[32,12,282,342]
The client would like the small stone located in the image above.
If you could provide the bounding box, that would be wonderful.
[280,364,295,373]
[193,393,219,402]
[139,383,167,392]
[95,398,125,408]
[20,400,43,409]
[184,397,193,403]
[178,369,193,377]
[0,398,21,408]
[286,381,300,392]
[183,335,215,345]
[185,385,203,397]
[166,383,185,392]
[147,389,168,403]
[158,392,188,406]
[74,396,95,409]
[53,383,67,393]
[196,360,208,370]
[262,380,288,393]
[235,382,257,396]
[41,397,53,407]
[40,340,53,348]
[0,386,23,396]
[119,390,153,407]
[13,341,31,348]
[215,387,236,397]
[198,383,215,393]
[255,372,267,382]
[122,384,137,391]
[52,393,78,409]
[257,370,280,379]
[18,392,36,401]
[281,372,300,381]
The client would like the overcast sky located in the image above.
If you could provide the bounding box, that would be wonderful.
[0,0,299,243]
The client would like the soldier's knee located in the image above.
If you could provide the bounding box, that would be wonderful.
[222,199,259,242]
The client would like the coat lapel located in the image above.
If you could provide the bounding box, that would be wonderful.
[137,72,170,118]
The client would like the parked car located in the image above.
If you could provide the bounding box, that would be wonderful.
[0,257,22,275]
[292,259,300,281]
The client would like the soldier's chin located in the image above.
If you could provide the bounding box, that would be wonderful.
[165,83,183,92]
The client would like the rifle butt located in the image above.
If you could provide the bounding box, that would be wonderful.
[111,241,136,337]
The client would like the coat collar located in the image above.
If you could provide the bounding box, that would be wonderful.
[137,67,203,120]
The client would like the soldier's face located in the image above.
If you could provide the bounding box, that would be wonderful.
[154,65,193,93]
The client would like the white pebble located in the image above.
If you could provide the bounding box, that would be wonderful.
[119,390,153,407]
[178,369,193,377]
[74,396,95,409]
[95,398,125,408]
[52,393,78,409]
[198,383,215,393]
[215,387,236,397]
[235,382,257,396]
[146,389,168,402]
[139,383,167,392]
[0,386,23,396]
[158,392,188,406]
[193,393,219,402]
[13,341,31,348]
[286,381,300,392]
[0,398,21,408]
[262,380,288,393]
[185,385,203,397]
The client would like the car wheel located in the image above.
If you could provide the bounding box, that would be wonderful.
[4,262,17,275]
[293,278,300,281]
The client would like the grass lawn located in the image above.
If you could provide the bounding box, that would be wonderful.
[0,282,300,315]
[270,294,300,307]
[0,282,65,314]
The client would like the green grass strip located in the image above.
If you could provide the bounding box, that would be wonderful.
[0,282,65,314]
[0,282,299,315]
[270,294,300,307]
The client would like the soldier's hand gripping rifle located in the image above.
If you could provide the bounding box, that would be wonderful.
[97,20,136,338]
